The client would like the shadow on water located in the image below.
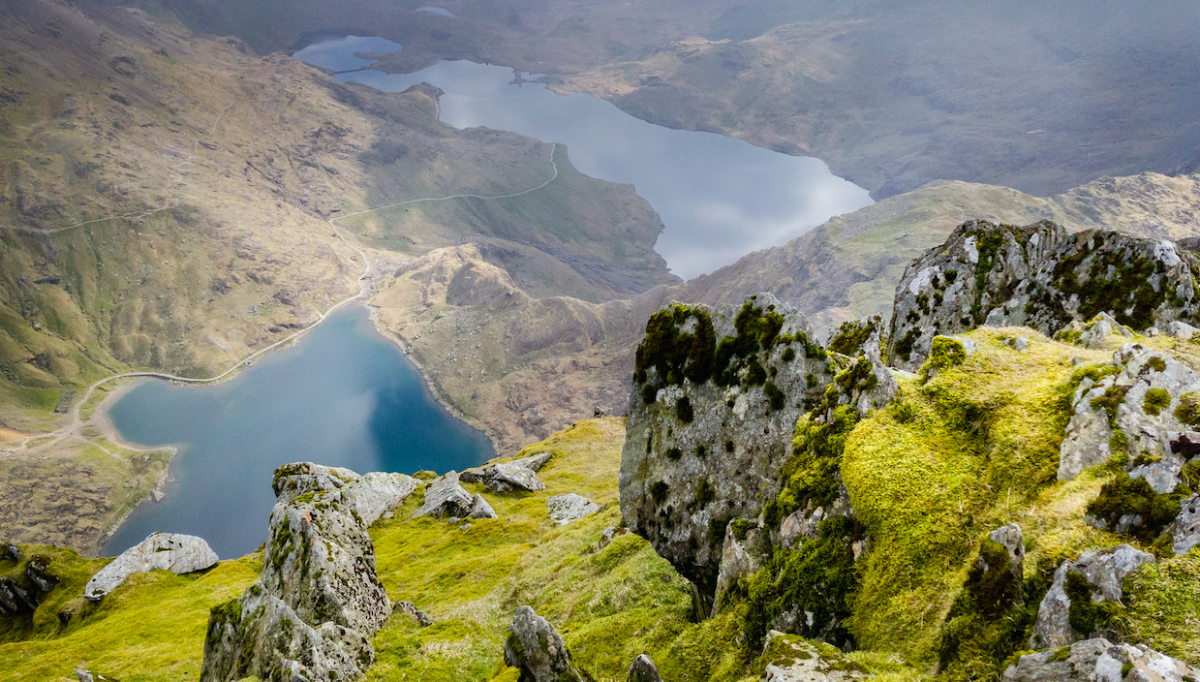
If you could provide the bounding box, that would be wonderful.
[101,306,492,559]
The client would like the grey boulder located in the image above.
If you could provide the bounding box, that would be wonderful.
[760,631,868,681]
[85,533,218,601]
[1168,493,1200,555]
[1003,638,1200,681]
[414,471,475,518]
[469,493,499,520]
[1029,545,1154,649]
[503,605,588,682]
[628,654,664,682]
[547,493,599,524]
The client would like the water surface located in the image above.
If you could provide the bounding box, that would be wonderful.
[299,49,873,278]
[103,306,492,559]
[292,36,403,72]
[418,6,455,17]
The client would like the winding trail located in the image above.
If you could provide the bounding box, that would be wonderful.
[4,143,560,453]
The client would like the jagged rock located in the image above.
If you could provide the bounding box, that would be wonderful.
[760,631,868,681]
[469,493,498,519]
[589,526,628,553]
[394,600,433,627]
[503,605,588,682]
[511,452,553,471]
[1059,343,1200,485]
[201,463,418,682]
[0,577,36,614]
[1029,545,1154,648]
[778,489,855,551]
[1003,638,1200,681]
[0,542,21,563]
[713,522,766,615]
[628,654,664,682]
[547,493,599,524]
[461,457,548,493]
[983,523,1025,604]
[888,220,1200,370]
[25,554,59,593]
[620,295,841,615]
[1168,493,1200,555]
[414,471,475,518]
[86,533,218,601]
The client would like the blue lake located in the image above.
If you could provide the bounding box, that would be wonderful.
[418,6,455,17]
[300,46,873,278]
[291,36,403,72]
[102,306,492,559]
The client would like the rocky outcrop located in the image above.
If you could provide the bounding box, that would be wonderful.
[620,295,839,613]
[627,654,664,682]
[414,471,474,519]
[0,542,21,563]
[1060,343,1200,485]
[469,493,499,520]
[888,220,1200,370]
[503,605,590,682]
[760,631,868,681]
[713,522,768,616]
[1003,638,1200,681]
[1029,545,1154,649]
[547,493,599,524]
[201,463,418,682]
[85,533,218,601]
[1168,493,1200,555]
[394,600,433,627]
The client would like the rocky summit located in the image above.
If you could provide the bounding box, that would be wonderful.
[888,220,1200,370]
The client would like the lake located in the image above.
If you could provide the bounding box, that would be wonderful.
[102,306,493,559]
[294,39,873,279]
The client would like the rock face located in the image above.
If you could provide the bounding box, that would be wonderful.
[503,605,589,682]
[1029,545,1154,649]
[627,654,664,682]
[760,631,868,681]
[620,295,839,612]
[887,220,1200,370]
[85,533,218,601]
[1060,343,1200,484]
[1003,638,1200,682]
[547,493,599,524]
[201,463,418,682]
[414,471,475,518]
[1168,493,1200,555]
[469,493,499,520]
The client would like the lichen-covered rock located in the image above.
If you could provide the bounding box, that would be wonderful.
[469,493,498,520]
[1003,638,1200,681]
[0,542,21,563]
[201,463,418,682]
[713,521,766,614]
[760,631,868,681]
[414,471,474,518]
[1029,545,1154,649]
[1059,343,1200,485]
[547,493,599,524]
[0,577,36,615]
[86,533,218,601]
[1168,493,1200,555]
[778,488,855,551]
[461,452,553,485]
[394,600,433,627]
[25,554,59,593]
[503,605,589,682]
[620,295,838,613]
[480,462,546,493]
[888,220,1200,370]
[627,654,664,682]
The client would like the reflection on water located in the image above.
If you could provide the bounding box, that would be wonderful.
[298,48,873,278]
[102,307,492,559]
[291,36,403,72]
[418,6,455,17]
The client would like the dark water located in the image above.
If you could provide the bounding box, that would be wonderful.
[302,50,873,279]
[291,36,403,72]
[102,307,492,559]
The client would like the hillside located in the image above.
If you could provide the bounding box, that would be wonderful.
[4,225,1200,680]
[0,0,673,552]
[145,0,1200,199]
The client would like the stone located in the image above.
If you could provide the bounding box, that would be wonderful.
[988,523,1025,602]
[0,541,21,563]
[0,577,36,615]
[86,533,218,601]
[25,554,59,593]
[1010,336,1029,351]
[887,221,1200,370]
[778,490,855,551]
[713,522,766,616]
[628,654,664,682]
[511,452,553,471]
[621,295,867,616]
[1058,343,1200,484]
[589,526,628,554]
[1168,319,1200,340]
[1029,545,1154,648]
[760,631,868,681]
[469,493,498,520]
[75,667,94,682]
[414,471,475,518]
[1003,638,1200,682]
[503,605,587,682]
[547,493,599,524]
[201,462,418,682]
[1168,493,1200,555]
[460,459,547,492]
[394,600,433,627]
